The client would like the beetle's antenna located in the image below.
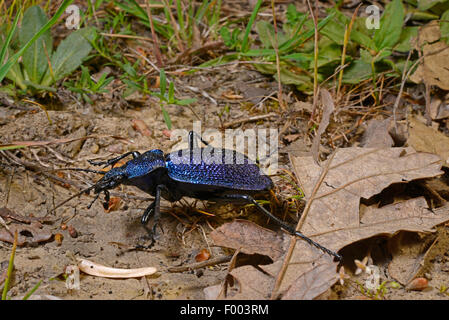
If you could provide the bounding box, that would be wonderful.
[51,185,95,213]
[87,192,101,209]
[55,168,107,174]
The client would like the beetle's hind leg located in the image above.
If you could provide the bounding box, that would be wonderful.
[88,151,141,168]
[220,194,342,261]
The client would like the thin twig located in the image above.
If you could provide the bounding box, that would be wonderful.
[145,0,163,67]
[271,151,337,299]
[167,255,232,272]
[222,112,278,129]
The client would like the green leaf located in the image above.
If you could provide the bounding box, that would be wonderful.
[19,5,52,84]
[5,48,26,90]
[241,0,263,52]
[168,81,174,103]
[160,68,166,97]
[374,0,405,50]
[342,59,372,84]
[220,26,233,47]
[395,26,419,51]
[160,105,172,130]
[0,0,74,83]
[255,21,288,49]
[254,63,313,92]
[41,27,95,86]
[441,9,449,44]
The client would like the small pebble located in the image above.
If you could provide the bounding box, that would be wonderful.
[55,233,63,246]
[68,225,78,238]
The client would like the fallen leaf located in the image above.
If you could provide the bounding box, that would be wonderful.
[0,222,52,246]
[311,89,334,164]
[410,22,449,90]
[78,258,157,278]
[211,147,447,300]
[387,231,438,285]
[203,284,222,300]
[429,97,449,120]
[360,118,394,148]
[209,219,285,261]
[407,117,449,166]
[228,265,273,299]
[281,260,337,300]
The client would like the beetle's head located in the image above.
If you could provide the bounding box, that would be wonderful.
[94,166,128,194]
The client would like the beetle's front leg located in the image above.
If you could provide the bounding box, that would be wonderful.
[141,184,166,241]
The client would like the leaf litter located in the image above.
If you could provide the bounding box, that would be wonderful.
[207,147,449,299]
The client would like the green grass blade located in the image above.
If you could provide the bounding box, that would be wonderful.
[241,0,263,52]
[0,8,21,65]
[22,280,42,300]
[1,232,17,300]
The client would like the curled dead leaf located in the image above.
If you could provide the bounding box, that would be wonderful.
[210,220,284,261]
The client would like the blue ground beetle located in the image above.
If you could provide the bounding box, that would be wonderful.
[58,132,341,261]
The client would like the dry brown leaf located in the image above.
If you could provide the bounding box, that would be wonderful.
[429,97,449,120]
[211,147,446,300]
[311,89,334,164]
[0,223,52,246]
[410,40,449,90]
[228,265,273,299]
[387,230,438,285]
[360,118,394,148]
[209,220,284,261]
[281,260,336,300]
[407,117,449,166]
[275,148,444,298]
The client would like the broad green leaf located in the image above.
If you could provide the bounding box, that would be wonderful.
[395,26,419,51]
[255,21,288,49]
[19,5,52,84]
[5,61,26,90]
[254,63,313,92]
[41,27,95,86]
[374,0,405,50]
[342,59,372,84]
